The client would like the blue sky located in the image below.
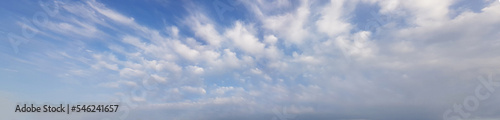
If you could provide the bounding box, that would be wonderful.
[1,0,500,120]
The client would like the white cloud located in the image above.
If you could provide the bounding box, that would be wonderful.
[225,21,265,56]
[264,35,278,45]
[168,26,179,38]
[251,0,311,45]
[315,0,352,37]
[122,35,146,48]
[401,0,453,26]
[86,0,135,24]
[292,52,321,64]
[185,12,223,46]
[181,86,207,95]
[119,68,145,78]
[217,49,241,69]
[150,74,167,83]
[38,14,104,38]
[391,40,414,53]
[187,65,204,75]
[213,86,235,95]
[335,31,377,60]
[159,61,183,73]
[172,40,200,61]
[91,54,119,71]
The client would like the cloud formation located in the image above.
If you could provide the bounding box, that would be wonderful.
[1,0,500,120]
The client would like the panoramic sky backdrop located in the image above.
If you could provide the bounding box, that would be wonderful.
[1,0,500,120]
